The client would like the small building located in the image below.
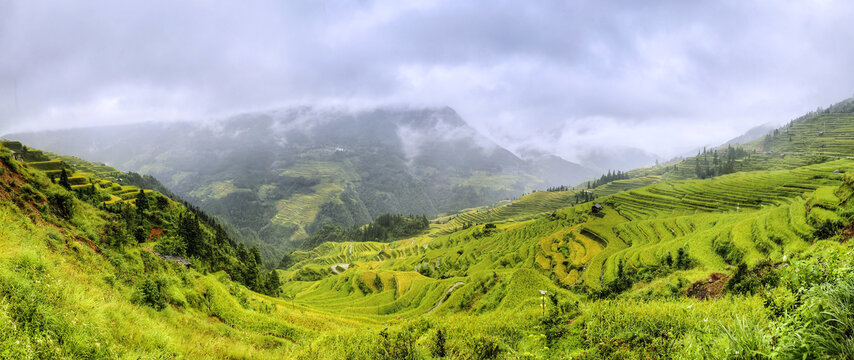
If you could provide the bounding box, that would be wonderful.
[161,255,191,267]
[10,150,22,161]
[591,203,603,214]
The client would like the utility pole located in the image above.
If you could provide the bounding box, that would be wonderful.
[539,290,547,316]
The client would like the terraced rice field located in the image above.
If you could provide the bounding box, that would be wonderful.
[437,190,578,233]
[760,113,854,156]
[10,148,159,206]
[285,159,854,315]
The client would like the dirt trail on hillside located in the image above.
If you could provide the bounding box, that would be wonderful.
[425,281,464,315]
[331,263,349,274]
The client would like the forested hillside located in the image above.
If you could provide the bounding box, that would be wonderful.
[2,99,854,359]
[6,107,599,265]
[271,100,854,358]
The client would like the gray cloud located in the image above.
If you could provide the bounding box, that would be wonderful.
[1,0,853,162]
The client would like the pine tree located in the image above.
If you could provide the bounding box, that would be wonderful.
[59,168,71,190]
[265,270,281,296]
[135,189,149,214]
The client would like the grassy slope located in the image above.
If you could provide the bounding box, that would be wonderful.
[283,154,854,357]
[5,143,446,359]
[4,107,854,358]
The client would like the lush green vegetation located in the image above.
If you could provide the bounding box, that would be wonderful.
[3,99,854,359]
[7,108,596,267]
[297,213,430,251]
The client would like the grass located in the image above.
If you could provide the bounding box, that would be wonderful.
[4,112,854,358]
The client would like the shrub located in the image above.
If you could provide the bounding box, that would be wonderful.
[471,336,503,360]
[138,278,167,310]
[714,238,744,265]
[374,274,384,291]
[0,153,19,173]
[154,235,187,257]
[725,261,779,296]
[432,328,447,358]
[780,274,854,359]
[813,218,843,239]
[47,190,75,219]
[376,328,422,360]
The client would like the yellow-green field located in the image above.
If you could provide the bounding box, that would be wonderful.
[3,120,854,359]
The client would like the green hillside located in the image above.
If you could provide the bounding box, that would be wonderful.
[3,100,854,358]
[6,108,599,266]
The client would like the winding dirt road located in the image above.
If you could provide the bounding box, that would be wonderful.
[425,281,464,314]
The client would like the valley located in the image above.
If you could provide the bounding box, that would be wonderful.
[7,107,600,266]
[2,99,854,358]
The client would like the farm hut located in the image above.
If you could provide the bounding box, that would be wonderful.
[591,203,603,214]
[10,150,22,161]
[161,255,191,267]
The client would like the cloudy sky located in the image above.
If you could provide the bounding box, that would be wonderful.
[1,0,853,162]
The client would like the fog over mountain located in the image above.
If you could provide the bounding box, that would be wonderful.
[3,1,854,169]
[8,106,600,263]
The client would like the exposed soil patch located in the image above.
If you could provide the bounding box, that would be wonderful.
[148,227,165,241]
[75,235,102,254]
[843,220,854,241]
[686,273,728,300]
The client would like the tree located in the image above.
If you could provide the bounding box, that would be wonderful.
[265,270,281,296]
[433,328,447,357]
[179,213,203,257]
[134,225,147,243]
[135,189,149,213]
[676,247,690,269]
[59,168,71,190]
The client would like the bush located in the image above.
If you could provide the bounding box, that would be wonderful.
[813,218,843,239]
[725,261,779,295]
[376,328,422,360]
[47,190,75,219]
[138,278,167,310]
[374,274,384,291]
[356,276,373,294]
[431,328,447,358]
[471,336,503,360]
[0,153,19,173]
[780,274,854,358]
[153,235,187,257]
[714,238,744,265]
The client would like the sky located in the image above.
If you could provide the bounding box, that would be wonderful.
[1,0,854,162]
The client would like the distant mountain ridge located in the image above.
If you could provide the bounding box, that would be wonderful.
[6,106,598,263]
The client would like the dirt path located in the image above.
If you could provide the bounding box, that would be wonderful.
[331,263,349,274]
[425,281,464,315]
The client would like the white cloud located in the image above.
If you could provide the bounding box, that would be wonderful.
[1,0,853,161]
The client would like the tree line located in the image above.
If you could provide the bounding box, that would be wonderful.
[694,145,748,179]
[587,170,630,189]
[297,213,430,251]
[100,189,281,296]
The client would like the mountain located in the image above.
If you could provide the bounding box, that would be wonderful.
[578,146,660,172]
[5,106,597,264]
[722,123,777,146]
[4,97,854,358]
